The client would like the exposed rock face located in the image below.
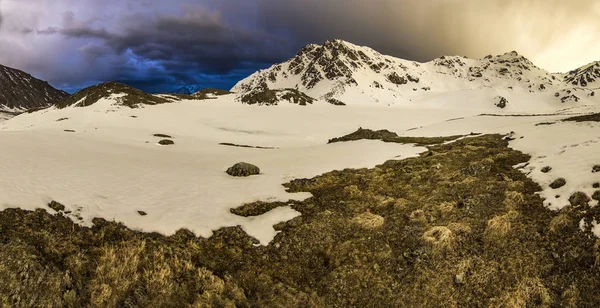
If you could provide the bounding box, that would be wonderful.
[0,64,68,110]
[226,162,260,177]
[565,62,600,86]
[56,82,169,109]
[240,83,315,106]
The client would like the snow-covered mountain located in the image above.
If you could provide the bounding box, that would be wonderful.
[0,64,68,111]
[170,85,205,95]
[232,39,599,106]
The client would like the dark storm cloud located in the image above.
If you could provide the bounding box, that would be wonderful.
[44,6,295,91]
[2,0,600,92]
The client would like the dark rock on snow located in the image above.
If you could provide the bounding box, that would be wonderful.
[226,162,260,177]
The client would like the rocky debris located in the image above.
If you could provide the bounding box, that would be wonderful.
[592,191,600,201]
[158,139,175,145]
[495,96,508,109]
[550,178,567,189]
[137,211,147,216]
[326,98,346,106]
[153,134,173,138]
[469,66,483,78]
[387,72,407,85]
[593,183,600,189]
[592,165,600,173]
[240,83,315,106]
[407,75,420,83]
[48,201,66,212]
[433,56,466,69]
[541,166,552,173]
[0,64,68,110]
[561,95,580,103]
[226,162,260,177]
[56,81,169,109]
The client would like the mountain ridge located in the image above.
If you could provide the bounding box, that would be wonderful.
[0,64,69,111]
[232,39,597,106]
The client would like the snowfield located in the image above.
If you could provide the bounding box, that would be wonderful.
[0,96,435,244]
[2,40,600,244]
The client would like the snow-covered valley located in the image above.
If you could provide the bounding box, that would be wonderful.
[1,90,600,244]
[2,40,600,246]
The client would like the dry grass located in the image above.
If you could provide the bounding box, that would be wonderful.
[423,226,455,252]
[352,212,385,230]
[484,211,518,247]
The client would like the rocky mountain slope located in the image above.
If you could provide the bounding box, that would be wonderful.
[565,61,600,87]
[232,39,599,106]
[0,64,68,111]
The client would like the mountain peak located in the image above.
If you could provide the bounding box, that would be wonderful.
[170,84,205,95]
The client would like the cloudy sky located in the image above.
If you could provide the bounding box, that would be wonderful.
[1,0,600,93]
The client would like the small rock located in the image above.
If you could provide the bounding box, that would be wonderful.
[138,211,147,216]
[226,162,260,177]
[550,178,566,189]
[158,139,175,145]
[541,166,552,173]
[48,201,65,212]
[593,165,600,173]
[64,129,76,133]
[593,183,600,188]
[454,273,466,285]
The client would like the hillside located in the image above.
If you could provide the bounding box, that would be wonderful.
[0,64,68,111]
[56,81,170,109]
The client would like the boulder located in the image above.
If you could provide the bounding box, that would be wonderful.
[226,162,260,177]
[158,139,175,145]
[549,178,566,189]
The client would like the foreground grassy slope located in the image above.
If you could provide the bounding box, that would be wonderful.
[2,135,600,307]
